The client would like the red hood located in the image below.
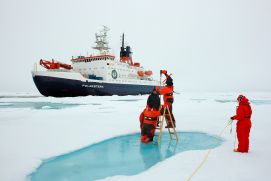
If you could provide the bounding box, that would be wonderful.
[239,97,250,105]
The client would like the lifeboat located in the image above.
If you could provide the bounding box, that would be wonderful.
[145,70,153,76]
[133,62,140,67]
[137,71,144,76]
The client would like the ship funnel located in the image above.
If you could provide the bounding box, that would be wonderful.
[120,33,133,65]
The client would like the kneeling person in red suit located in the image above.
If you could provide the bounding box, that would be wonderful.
[140,89,160,143]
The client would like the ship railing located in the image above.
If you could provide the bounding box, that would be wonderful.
[48,69,71,72]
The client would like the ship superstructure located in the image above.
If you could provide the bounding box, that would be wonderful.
[32,26,159,97]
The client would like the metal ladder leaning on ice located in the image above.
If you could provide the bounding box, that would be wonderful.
[155,105,179,145]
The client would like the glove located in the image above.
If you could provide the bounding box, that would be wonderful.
[160,70,167,75]
[230,116,234,120]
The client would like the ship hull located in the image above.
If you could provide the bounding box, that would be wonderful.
[33,75,156,97]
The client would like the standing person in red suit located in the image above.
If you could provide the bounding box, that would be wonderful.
[156,70,175,128]
[231,95,252,153]
[139,89,161,143]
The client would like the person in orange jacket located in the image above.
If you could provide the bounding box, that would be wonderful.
[139,89,161,143]
[230,95,252,153]
[156,70,175,128]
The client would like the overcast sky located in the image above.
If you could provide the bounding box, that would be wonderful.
[0,0,270,93]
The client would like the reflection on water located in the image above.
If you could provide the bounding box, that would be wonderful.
[0,95,42,99]
[250,100,271,105]
[215,99,271,105]
[215,99,236,103]
[30,132,223,181]
[190,99,207,103]
[111,99,142,102]
[0,102,83,110]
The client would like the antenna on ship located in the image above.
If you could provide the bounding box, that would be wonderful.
[120,33,125,57]
[93,26,111,55]
[122,33,125,48]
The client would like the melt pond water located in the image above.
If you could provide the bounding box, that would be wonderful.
[30,132,223,181]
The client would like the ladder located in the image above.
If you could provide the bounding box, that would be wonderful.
[156,106,179,145]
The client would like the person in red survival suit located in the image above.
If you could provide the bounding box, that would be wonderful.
[156,70,175,128]
[230,95,252,153]
[139,89,161,143]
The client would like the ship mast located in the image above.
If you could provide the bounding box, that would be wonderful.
[93,26,111,55]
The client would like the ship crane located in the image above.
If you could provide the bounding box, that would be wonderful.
[40,59,72,70]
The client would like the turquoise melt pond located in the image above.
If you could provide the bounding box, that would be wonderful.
[29,132,223,181]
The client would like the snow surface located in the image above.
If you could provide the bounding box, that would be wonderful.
[0,92,270,181]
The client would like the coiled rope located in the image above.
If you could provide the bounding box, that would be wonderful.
[186,120,233,181]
